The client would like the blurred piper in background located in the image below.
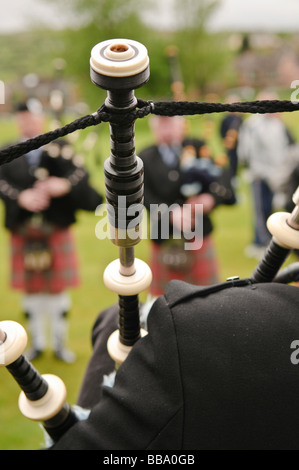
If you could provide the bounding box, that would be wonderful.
[0,100,103,362]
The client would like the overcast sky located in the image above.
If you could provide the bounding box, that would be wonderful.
[208,0,299,32]
[1,0,299,34]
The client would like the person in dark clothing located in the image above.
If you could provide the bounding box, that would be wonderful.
[139,115,235,297]
[220,111,242,178]
[0,102,103,362]
[49,278,299,450]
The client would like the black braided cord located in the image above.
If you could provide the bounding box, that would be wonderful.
[1,98,299,166]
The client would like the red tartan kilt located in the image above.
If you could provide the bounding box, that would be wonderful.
[10,225,80,294]
[149,235,219,297]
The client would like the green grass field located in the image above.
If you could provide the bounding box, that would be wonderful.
[0,111,298,450]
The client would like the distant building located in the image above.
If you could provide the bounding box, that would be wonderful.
[234,33,299,89]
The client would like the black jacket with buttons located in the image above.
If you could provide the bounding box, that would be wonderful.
[0,140,103,231]
[139,138,235,243]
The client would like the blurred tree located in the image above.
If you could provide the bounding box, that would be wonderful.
[40,0,172,103]
[172,0,235,95]
[37,0,235,102]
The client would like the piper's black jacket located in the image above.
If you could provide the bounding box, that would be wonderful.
[0,140,103,231]
[52,279,299,450]
[139,138,235,243]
